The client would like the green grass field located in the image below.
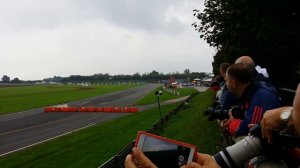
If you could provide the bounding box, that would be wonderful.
[0,89,221,168]
[0,84,142,115]
[135,86,198,105]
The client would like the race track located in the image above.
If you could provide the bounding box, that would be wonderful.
[0,83,159,156]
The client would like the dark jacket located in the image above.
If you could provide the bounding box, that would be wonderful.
[235,82,282,136]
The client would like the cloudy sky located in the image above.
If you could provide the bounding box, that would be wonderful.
[0,0,215,80]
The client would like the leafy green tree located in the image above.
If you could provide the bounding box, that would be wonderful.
[11,78,21,83]
[132,72,142,80]
[193,0,300,88]
[1,75,10,83]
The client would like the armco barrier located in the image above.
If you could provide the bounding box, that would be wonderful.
[99,141,135,168]
[99,92,199,168]
[278,87,296,106]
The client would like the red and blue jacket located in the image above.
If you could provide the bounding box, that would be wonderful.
[229,82,282,136]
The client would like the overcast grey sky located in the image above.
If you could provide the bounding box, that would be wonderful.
[0,0,215,80]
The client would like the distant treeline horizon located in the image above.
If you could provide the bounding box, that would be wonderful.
[1,69,211,83]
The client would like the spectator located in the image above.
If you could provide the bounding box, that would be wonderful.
[219,56,276,111]
[222,63,282,136]
[214,74,224,103]
[235,56,272,85]
[261,83,300,141]
[124,82,299,168]
[218,62,239,110]
[261,83,300,165]
[210,75,222,92]
[124,81,298,167]
[234,55,279,107]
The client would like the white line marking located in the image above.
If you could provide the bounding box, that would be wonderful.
[0,123,96,157]
[79,102,89,106]
[0,114,90,136]
[98,102,108,106]
[52,104,68,108]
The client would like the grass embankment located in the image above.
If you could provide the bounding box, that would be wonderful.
[0,89,221,168]
[135,86,198,105]
[156,90,222,154]
[0,84,142,115]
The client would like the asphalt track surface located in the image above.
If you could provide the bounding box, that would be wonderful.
[0,84,162,156]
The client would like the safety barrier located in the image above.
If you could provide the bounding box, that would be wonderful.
[162,87,180,96]
[278,87,296,106]
[99,92,199,168]
[99,141,135,168]
[44,107,138,113]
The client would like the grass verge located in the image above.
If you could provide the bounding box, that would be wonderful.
[0,84,142,115]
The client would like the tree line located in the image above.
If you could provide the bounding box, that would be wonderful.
[44,70,208,83]
[1,69,209,83]
[1,75,21,83]
[193,0,299,89]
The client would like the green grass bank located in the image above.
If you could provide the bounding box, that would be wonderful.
[155,90,222,154]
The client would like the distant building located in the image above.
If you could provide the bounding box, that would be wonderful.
[202,74,214,87]
[192,78,201,86]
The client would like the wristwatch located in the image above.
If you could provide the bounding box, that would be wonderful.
[280,107,293,127]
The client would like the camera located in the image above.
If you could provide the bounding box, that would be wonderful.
[213,135,262,168]
[204,105,243,121]
[212,124,300,168]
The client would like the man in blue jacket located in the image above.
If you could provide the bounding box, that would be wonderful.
[223,63,282,136]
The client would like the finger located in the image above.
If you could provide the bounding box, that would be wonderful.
[261,119,273,143]
[224,119,232,126]
[132,148,157,168]
[265,127,273,143]
[248,124,255,128]
[124,154,137,168]
[228,110,233,118]
[221,119,228,127]
[261,119,266,139]
[196,153,212,165]
[182,162,202,168]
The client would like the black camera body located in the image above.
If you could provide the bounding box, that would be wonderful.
[204,105,243,121]
[213,124,300,168]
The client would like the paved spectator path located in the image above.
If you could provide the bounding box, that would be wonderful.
[193,86,209,92]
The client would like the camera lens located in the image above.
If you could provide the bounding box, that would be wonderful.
[208,109,229,121]
[213,136,262,168]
